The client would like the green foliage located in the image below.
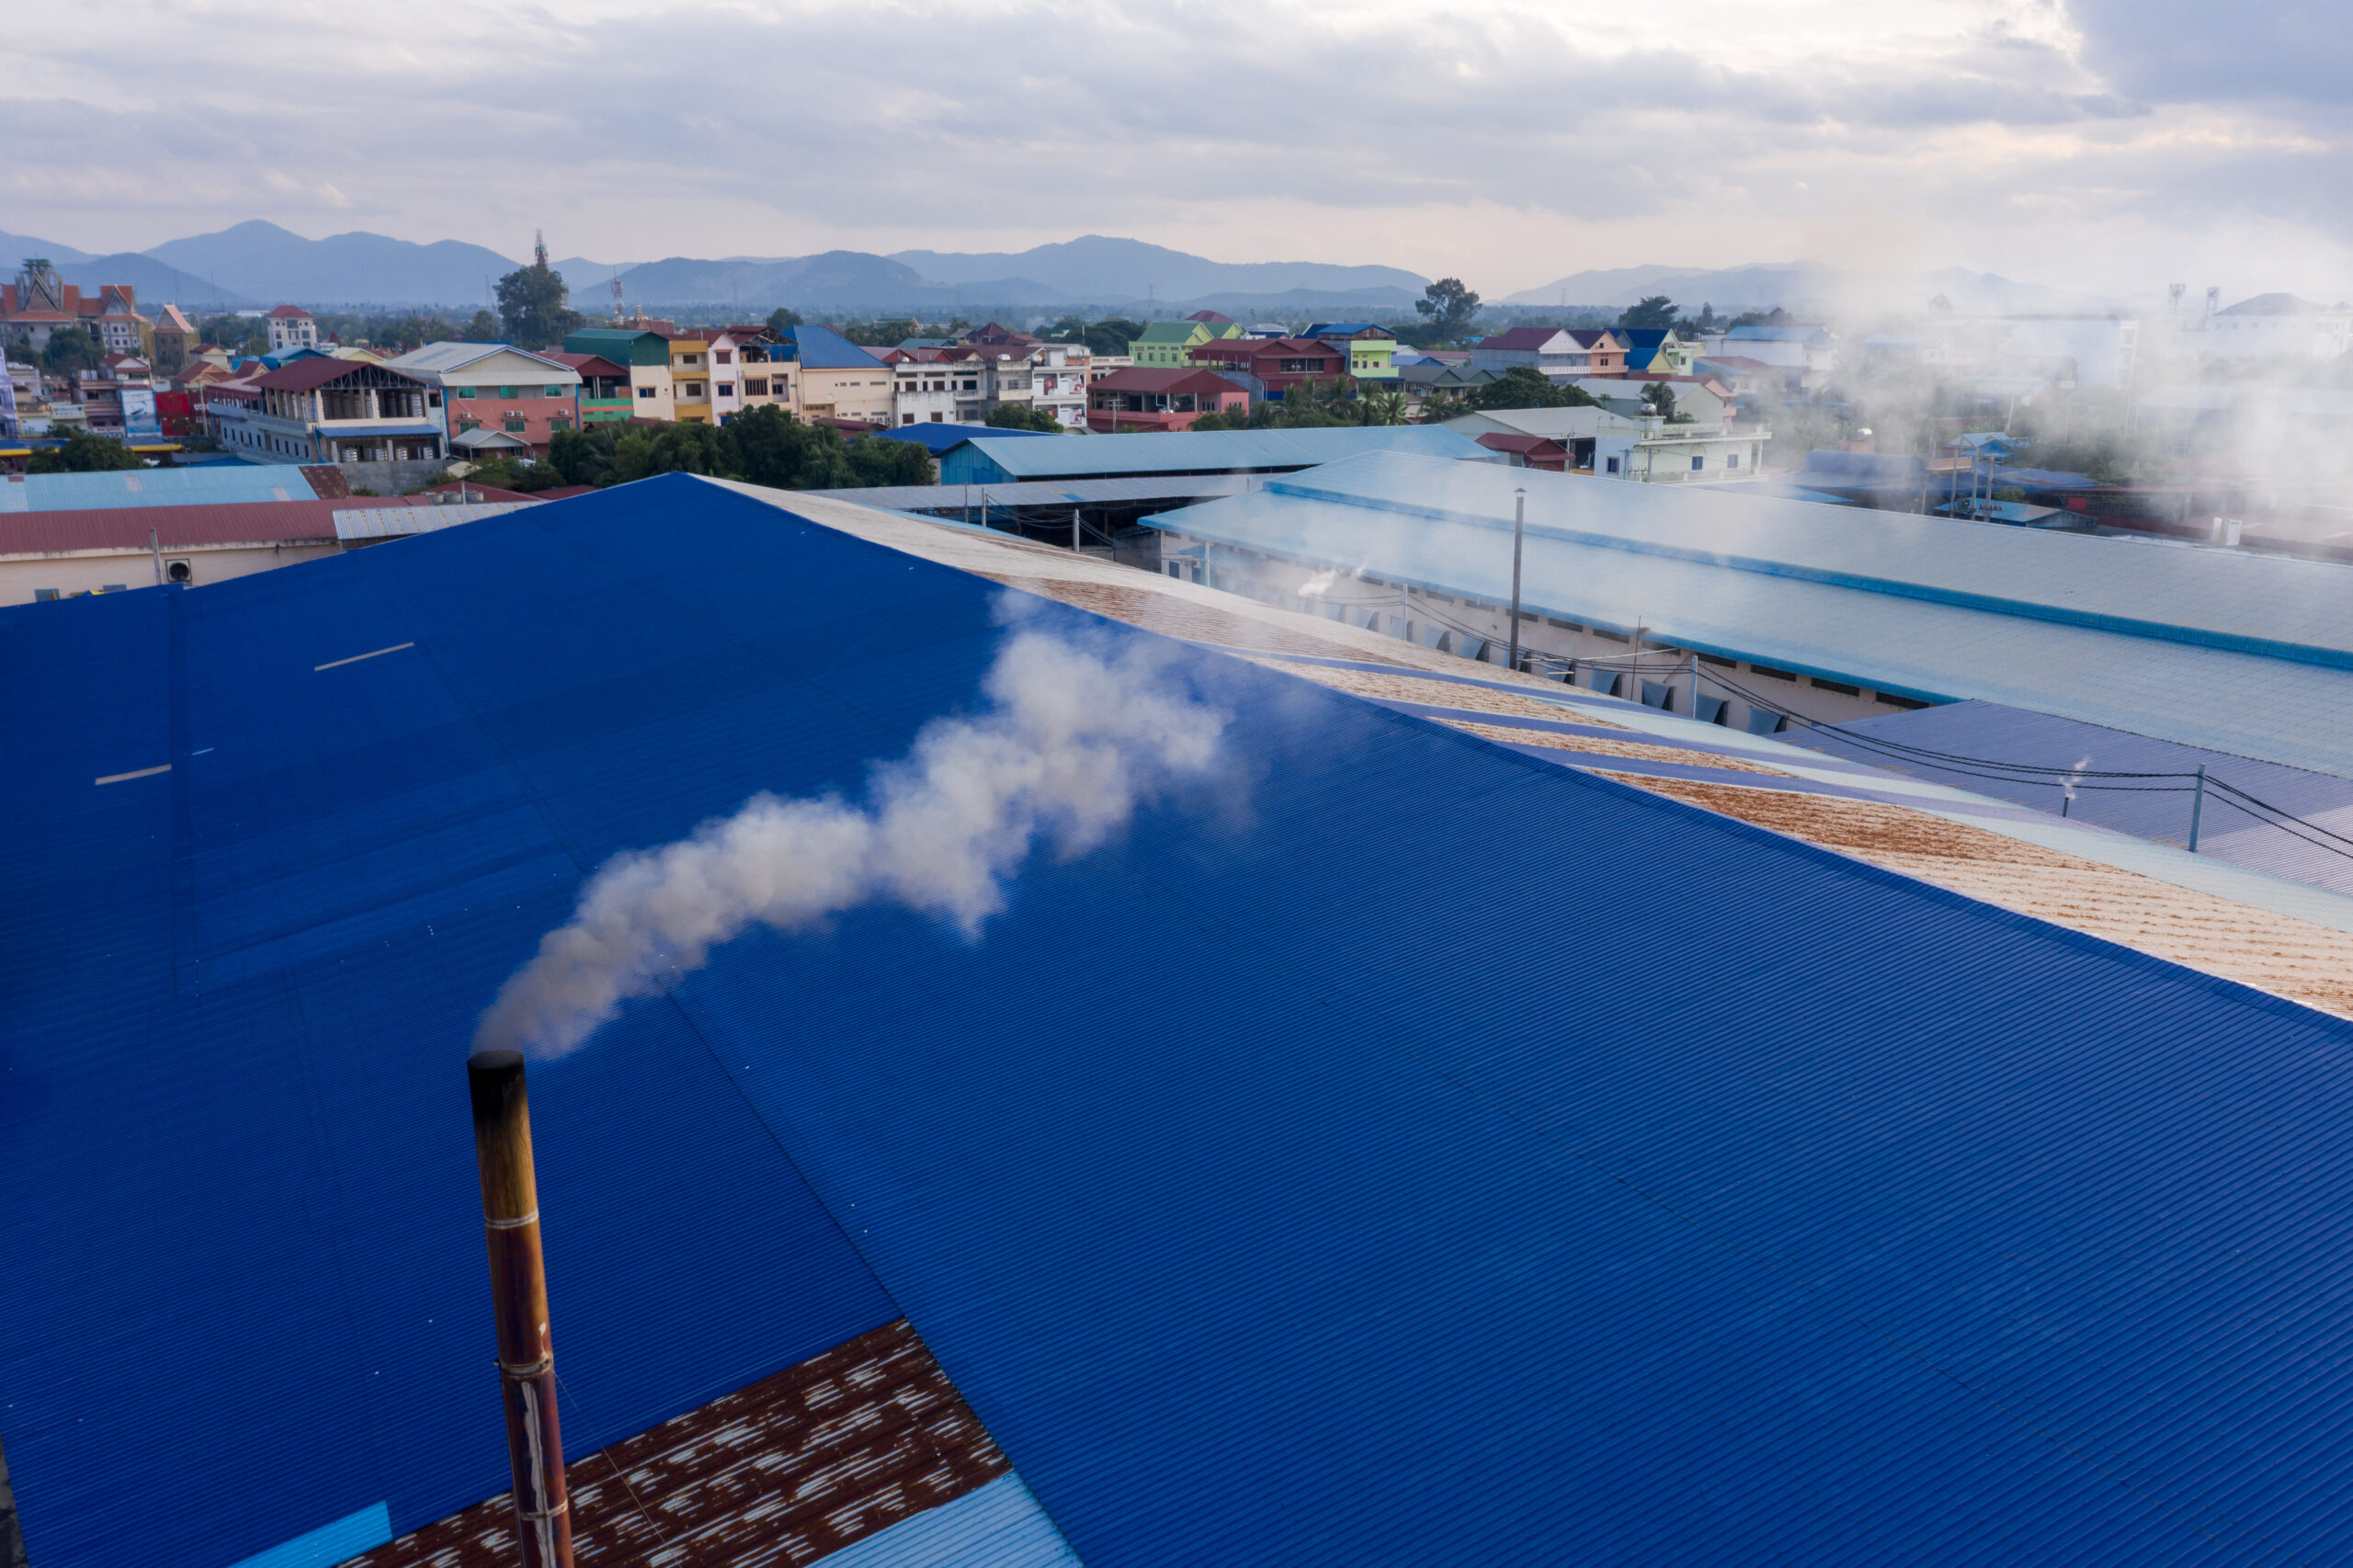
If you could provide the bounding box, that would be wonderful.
[1185,409,1245,431]
[1467,367,1599,411]
[1415,278,1482,340]
[537,406,936,491]
[837,318,921,347]
[40,326,102,375]
[767,307,804,335]
[1642,381,1677,419]
[26,428,145,473]
[983,403,1063,432]
[1082,317,1145,358]
[1359,387,1408,426]
[1726,306,1790,331]
[1619,296,1680,332]
[4,337,36,365]
[462,310,501,343]
[495,259,584,349]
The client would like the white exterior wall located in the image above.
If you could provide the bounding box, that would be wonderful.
[2198,311,2353,361]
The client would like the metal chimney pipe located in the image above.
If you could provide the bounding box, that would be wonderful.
[467,1050,575,1568]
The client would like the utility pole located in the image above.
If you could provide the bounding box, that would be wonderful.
[1687,652,1699,718]
[1073,506,1082,553]
[2188,765,2207,852]
[1506,488,1526,672]
[150,527,164,586]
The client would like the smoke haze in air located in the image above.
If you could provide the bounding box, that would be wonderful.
[475,625,1230,1059]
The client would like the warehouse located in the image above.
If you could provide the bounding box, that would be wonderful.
[934,423,1495,486]
[9,475,2353,1568]
[1144,450,2353,774]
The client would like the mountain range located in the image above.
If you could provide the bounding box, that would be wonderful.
[1502,260,2118,313]
[2,222,1430,312]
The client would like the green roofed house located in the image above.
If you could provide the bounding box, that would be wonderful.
[563,326,676,420]
[1128,318,1245,368]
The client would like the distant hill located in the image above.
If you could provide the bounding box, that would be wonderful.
[612,250,1068,309]
[143,221,524,307]
[1113,285,1426,319]
[890,235,1427,303]
[61,254,254,312]
[0,230,94,267]
[1503,261,2116,314]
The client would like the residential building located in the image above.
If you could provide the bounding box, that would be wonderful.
[563,326,676,420]
[384,342,585,457]
[1695,354,1798,396]
[541,351,638,425]
[1129,317,1245,368]
[2195,294,2353,361]
[1086,367,1248,432]
[1186,335,1348,402]
[1616,328,1699,377]
[667,331,721,424]
[150,303,197,374]
[1596,418,1768,482]
[1444,406,1638,473]
[783,324,892,427]
[1466,327,1627,381]
[885,347,986,425]
[267,305,319,352]
[0,358,21,440]
[229,357,445,475]
[0,267,153,358]
[1302,324,1400,380]
[1472,432,1571,471]
[733,334,800,418]
[961,339,1092,428]
[1397,358,1495,416]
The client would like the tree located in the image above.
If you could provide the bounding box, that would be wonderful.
[1359,386,1408,426]
[4,337,36,365]
[846,435,936,487]
[985,403,1064,432]
[495,233,584,349]
[41,326,102,376]
[1415,278,1482,341]
[462,310,501,343]
[1726,306,1790,331]
[837,317,920,347]
[1620,295,1680,332]
[767,307,804,335]
[1467,366,1599,412]
[1642,382,1677,420]
[1083,317,1145,358]
[27,428,146,473]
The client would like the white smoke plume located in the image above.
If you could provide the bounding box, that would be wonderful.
[475,628,1230,1059]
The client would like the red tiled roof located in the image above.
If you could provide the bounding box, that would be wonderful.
[536,484,599,499]
[422,481,539,504]
[256,358,421,392]
[0,496,414,556]
[539,352,629,378]
[1091,367,1247,395]
[267,305,313,319]
[1475,433,1569,457]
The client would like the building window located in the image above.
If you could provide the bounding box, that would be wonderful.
[716,350,732,364]
[544,385,564,397]
[1811,677,1860,696]
[1727,452,1740,469]
[716,382,734,398]
[504,418,527,434]
[458,418,481,432]
[498,385,519,399]
[456,386,477,398]
[637,385,657,398]
[548,416,571,433]
[1691,456,1704,471]
[1606,456,1620,473]
[34,588,59,601]
[745,379,767,396]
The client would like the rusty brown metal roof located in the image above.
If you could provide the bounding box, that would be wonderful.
[342,1320,1010,1568]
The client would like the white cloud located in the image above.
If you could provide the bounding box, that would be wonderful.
[1,0,2345,298]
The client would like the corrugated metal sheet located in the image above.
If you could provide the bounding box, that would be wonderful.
[1146,452,2353,776]
[0,462,318,513]
[942,426,1499,484]
[12,473,2353,1567]
[809,475,1259,512]
[1802,699,2353,896]
[333,501,539,541]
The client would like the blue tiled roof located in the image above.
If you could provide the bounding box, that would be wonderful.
[11,473,2353,1567]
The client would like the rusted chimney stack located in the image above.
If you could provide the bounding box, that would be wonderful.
[468,1050,575,1568]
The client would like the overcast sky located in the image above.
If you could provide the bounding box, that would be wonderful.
[3,0,2345,299]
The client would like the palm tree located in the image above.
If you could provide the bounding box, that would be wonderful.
[1360,386,1407,426]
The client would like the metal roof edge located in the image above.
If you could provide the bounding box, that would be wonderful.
[1242,475,2353,674]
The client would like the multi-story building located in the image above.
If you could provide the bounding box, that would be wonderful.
[228,358,444,467]
[666,332,721,424]
[151,303,197,375]
[734,335,801,419]
[0,265,153,358]
[1187,335,1348,402]
[886,347,987,425]
[2195,295,2351,362]
[542,352,637,426]
[1302,324,1399,381]
[1129,317,1245,367]
[267,306,319,352]
[384,342,585,457]
[563,327,676,420]
[782,324,892,427]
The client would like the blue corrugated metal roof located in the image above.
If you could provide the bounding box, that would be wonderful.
[13,473,2353,1566]
[941,425,1497,483]
[789,324,890,370]
[875,423,1052,455]
[0,462,317,513]
[1142,451,2353,775]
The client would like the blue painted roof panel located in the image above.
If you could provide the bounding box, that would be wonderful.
[876,423,1052,454]
[10,474,2353,1567]
[2,462,316,512]
[789,324,891,370]
[949,425,1497,481]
